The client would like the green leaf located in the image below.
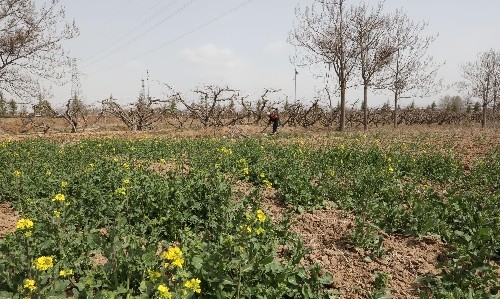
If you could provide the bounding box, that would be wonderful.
[287,274,298,285]
[192,256,203,270]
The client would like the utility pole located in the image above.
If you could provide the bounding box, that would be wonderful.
[146,70,150,100]
[294,68,298,102]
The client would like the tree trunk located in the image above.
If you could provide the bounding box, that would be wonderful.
[339,80,346,131]
[493,85,497,116]
[363,84,368,131]
[393,92,398,128]
[482,99,487,128]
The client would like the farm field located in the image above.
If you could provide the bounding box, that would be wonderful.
[0,126,499,299]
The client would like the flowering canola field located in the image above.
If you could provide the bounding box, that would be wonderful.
[0,134,498,298]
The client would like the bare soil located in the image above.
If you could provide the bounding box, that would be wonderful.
[261,193,445,299]
[0,203,18,238]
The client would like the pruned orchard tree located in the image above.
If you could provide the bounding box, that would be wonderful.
[102,81,168,131]
[240,88,282,125]
[61,57,89,133]
[178,85,242,128]
[376,9,441,128]
[0,0,78,98]
[350,1,395,131]
[290,0,359,131]
[460,49,500,127]
[62,97,88,133]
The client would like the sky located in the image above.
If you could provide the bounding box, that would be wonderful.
[40,0,500,109]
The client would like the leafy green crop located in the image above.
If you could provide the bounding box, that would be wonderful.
[0,134,498,298]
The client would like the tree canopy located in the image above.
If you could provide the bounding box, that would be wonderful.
[0,0,78,99]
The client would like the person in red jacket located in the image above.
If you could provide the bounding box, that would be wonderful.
[268,109,279,134]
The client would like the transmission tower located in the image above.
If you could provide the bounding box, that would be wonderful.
[70,58,82,101]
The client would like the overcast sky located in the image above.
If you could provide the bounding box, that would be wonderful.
[44,0,500,108]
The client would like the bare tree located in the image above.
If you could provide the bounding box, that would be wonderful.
[0,91,7,116]
[0,0,78,98]
[178,85,241,128]
[377,9,441,128]
[102,81,168,131]
[350,1,395,131]
[60,57,88,133]
[62,98,88,133]
[460,49,500,127]
[239,88,282,125]
[290,0,359,131]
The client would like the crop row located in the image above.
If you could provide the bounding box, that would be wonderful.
[0,135,498,298]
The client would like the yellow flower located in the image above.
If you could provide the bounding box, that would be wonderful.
[59,269,73,278]
[52,193,65,202]
[388,166,394,174]
[34,256,54,271]
[88,163,95,169]
[214,163,220,169]
[25,231,32,237]
[330,169,335,177]
[16,218,34,230]
[262,179,272,189]
[387,157,392,163]
[242,167,249,175]
[157,284,172,299]
[147,270,161,281]
[239,224,252,233]
[54,210,61,218]
[161,246,182,260]
[255,227,265,235]
[259,172,265,178]
[60,181,68,188]
[161,246,184,268]
[238,158,247,164]
[123,163,130,170]
[184,278,202,294]
[122,179,130,185]
[23,279,36,292]
[13,170,21,177]
[256,210,266,222]
[114,187,126,196]
[160,158,166,164]
[220,147,232,155]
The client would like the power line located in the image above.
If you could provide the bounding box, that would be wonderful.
[82,0,194,67]
[100,0,134,28]
[82,0,169,61]
[90,0,257,75]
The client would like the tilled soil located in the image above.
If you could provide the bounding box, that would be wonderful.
[261,195,445,299]
[0,203,18,238]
